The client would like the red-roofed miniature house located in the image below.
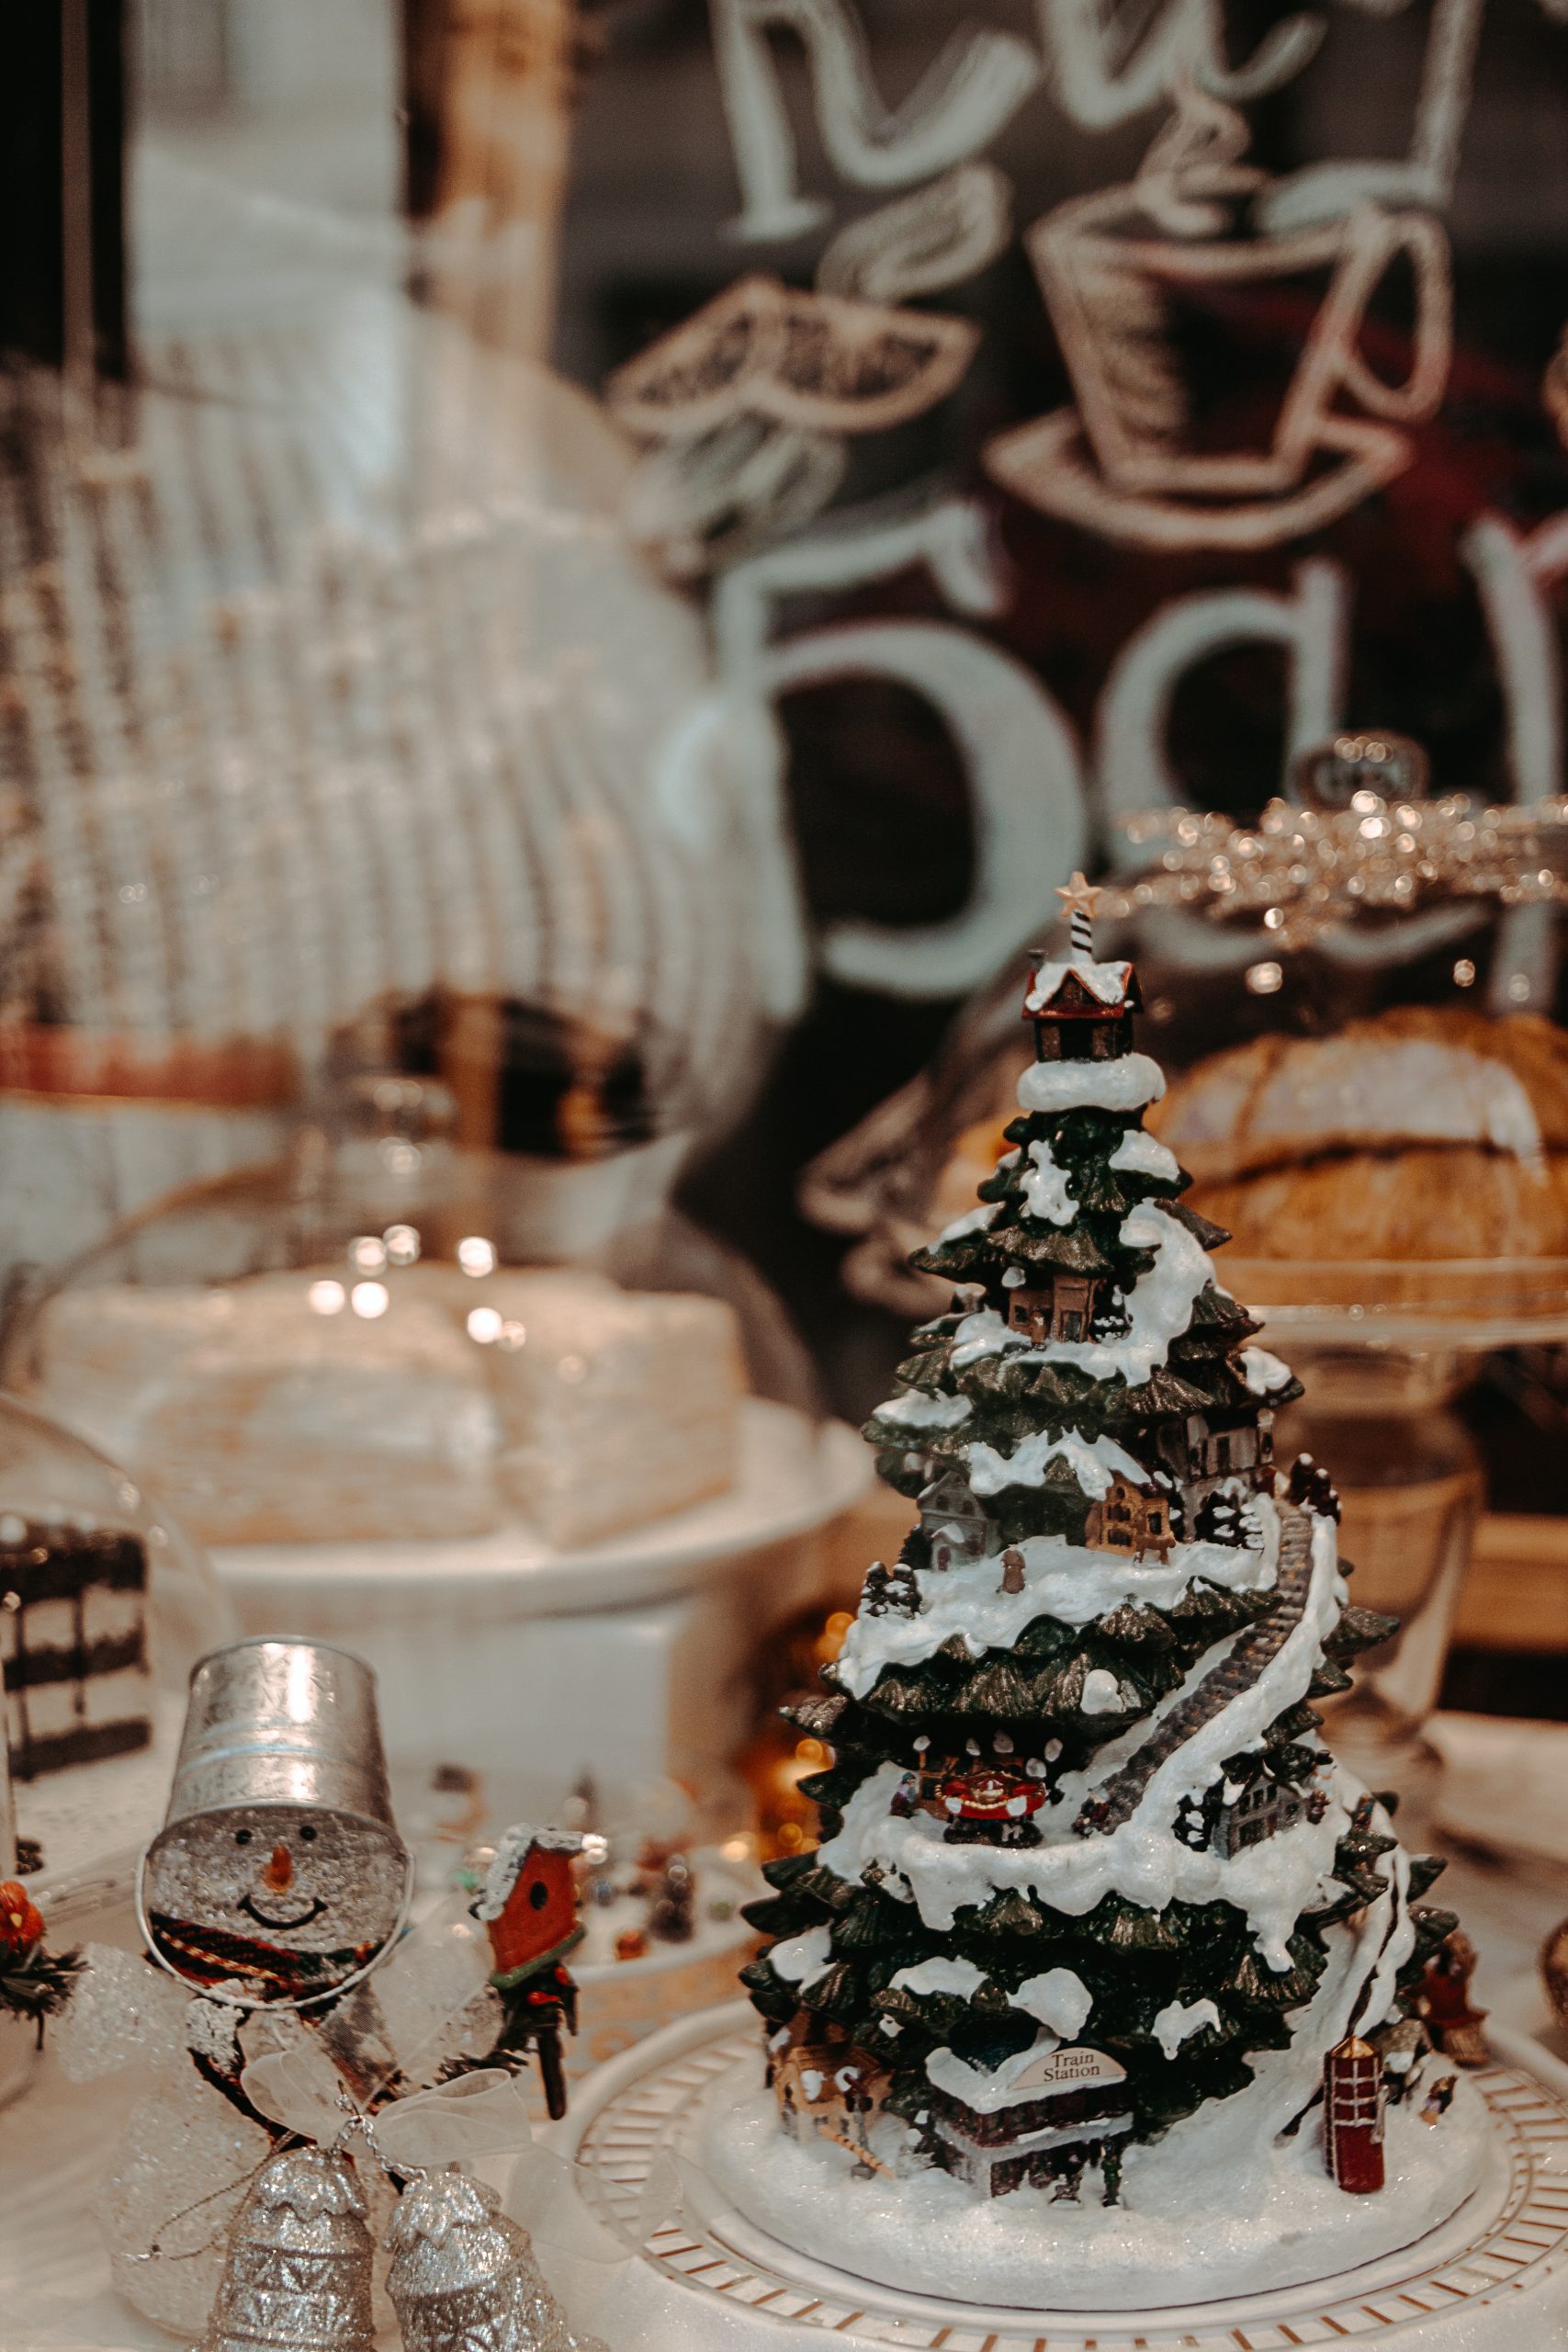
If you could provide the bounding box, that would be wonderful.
[1023,955,1141,1062]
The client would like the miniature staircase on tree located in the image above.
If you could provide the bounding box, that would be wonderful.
[1075,1499,1315,1836]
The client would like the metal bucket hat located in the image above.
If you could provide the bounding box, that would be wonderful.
[137,1637,410,2009]
[155,1636,398,1831]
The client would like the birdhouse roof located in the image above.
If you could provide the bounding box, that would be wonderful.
[472,1821,606,1920]
[1024,958,1139,1017]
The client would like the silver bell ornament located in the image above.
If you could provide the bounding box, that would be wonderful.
[386,2167,607,2352]
[195,2143,377,2352]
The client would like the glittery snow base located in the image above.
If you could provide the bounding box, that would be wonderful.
[703,2057,1492,2311]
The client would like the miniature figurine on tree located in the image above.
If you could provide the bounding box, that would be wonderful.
[724,878,1474,2303]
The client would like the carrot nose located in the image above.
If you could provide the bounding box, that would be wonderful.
[263,1842,293,1893]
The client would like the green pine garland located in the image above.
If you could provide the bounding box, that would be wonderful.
[0,1940,84,2041]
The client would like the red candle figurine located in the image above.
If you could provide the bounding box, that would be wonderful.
[1324,2034,1386,2194]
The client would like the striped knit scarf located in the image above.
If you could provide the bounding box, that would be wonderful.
[149,1911,373,2000]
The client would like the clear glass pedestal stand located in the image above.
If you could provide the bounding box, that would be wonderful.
[1228,1258,1568,1807]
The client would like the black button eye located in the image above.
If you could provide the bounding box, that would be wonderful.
[528,1880,548,1910]
[299,1825,318,1843]
[234,1828,253,1846]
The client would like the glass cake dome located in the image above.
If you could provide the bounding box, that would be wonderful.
[3,994,826,1564]
[0,1390,231,1913]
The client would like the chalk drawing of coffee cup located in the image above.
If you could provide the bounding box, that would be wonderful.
[984,96,1452,550]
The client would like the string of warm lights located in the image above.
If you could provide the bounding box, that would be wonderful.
[1101,735,1568,952]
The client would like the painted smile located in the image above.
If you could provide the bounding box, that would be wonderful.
[240,1892,328,1932]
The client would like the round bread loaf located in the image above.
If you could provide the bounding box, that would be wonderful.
[1149,1009,1568,1261]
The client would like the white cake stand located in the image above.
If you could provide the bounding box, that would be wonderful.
[543,1998,1568,2352]
[213,1401,869,1796]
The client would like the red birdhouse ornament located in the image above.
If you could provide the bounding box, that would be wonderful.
[469,1822,605,2120]
[479,1836,583,1981]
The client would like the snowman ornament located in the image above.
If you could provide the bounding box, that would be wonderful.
[56,1638,491,2336]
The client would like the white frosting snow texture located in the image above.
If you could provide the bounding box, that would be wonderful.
[874,1386,972,1430]
[1153,1994,1220,2056]
[1109,1125,1181,1181]
[831,1517,1280,1700]
[768,1925,833,1986]
[1018,1052,1165,1114]
[703,2055,1491,2309]
[938,1201,999,1242]
[1239,1344,1293,1395]
[1023,1138,1077,1224]
[822,1513,1343,1969]
[964,1421,1146,1498]
[1004,1965,1092,2038]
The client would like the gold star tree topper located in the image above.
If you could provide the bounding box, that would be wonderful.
[1055,872,1102,923]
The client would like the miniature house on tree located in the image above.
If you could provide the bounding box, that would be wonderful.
[1007,1273,1100,1343]
[918,1468,993,1567]
[769,2015,890,2175]
[1154,1407,1275,1518]
[1215,1775,1311,1856]
[1084,1474,1174,1561]
[1023,956,1141,1062]
[1175,1770,1325,1856]
[919,2040,1133,2200]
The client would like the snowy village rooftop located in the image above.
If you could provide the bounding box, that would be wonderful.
[1023,873,1140,1019]
[1023,957,1137,1014]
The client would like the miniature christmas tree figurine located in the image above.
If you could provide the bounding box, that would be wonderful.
[736,878,1466,2267]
